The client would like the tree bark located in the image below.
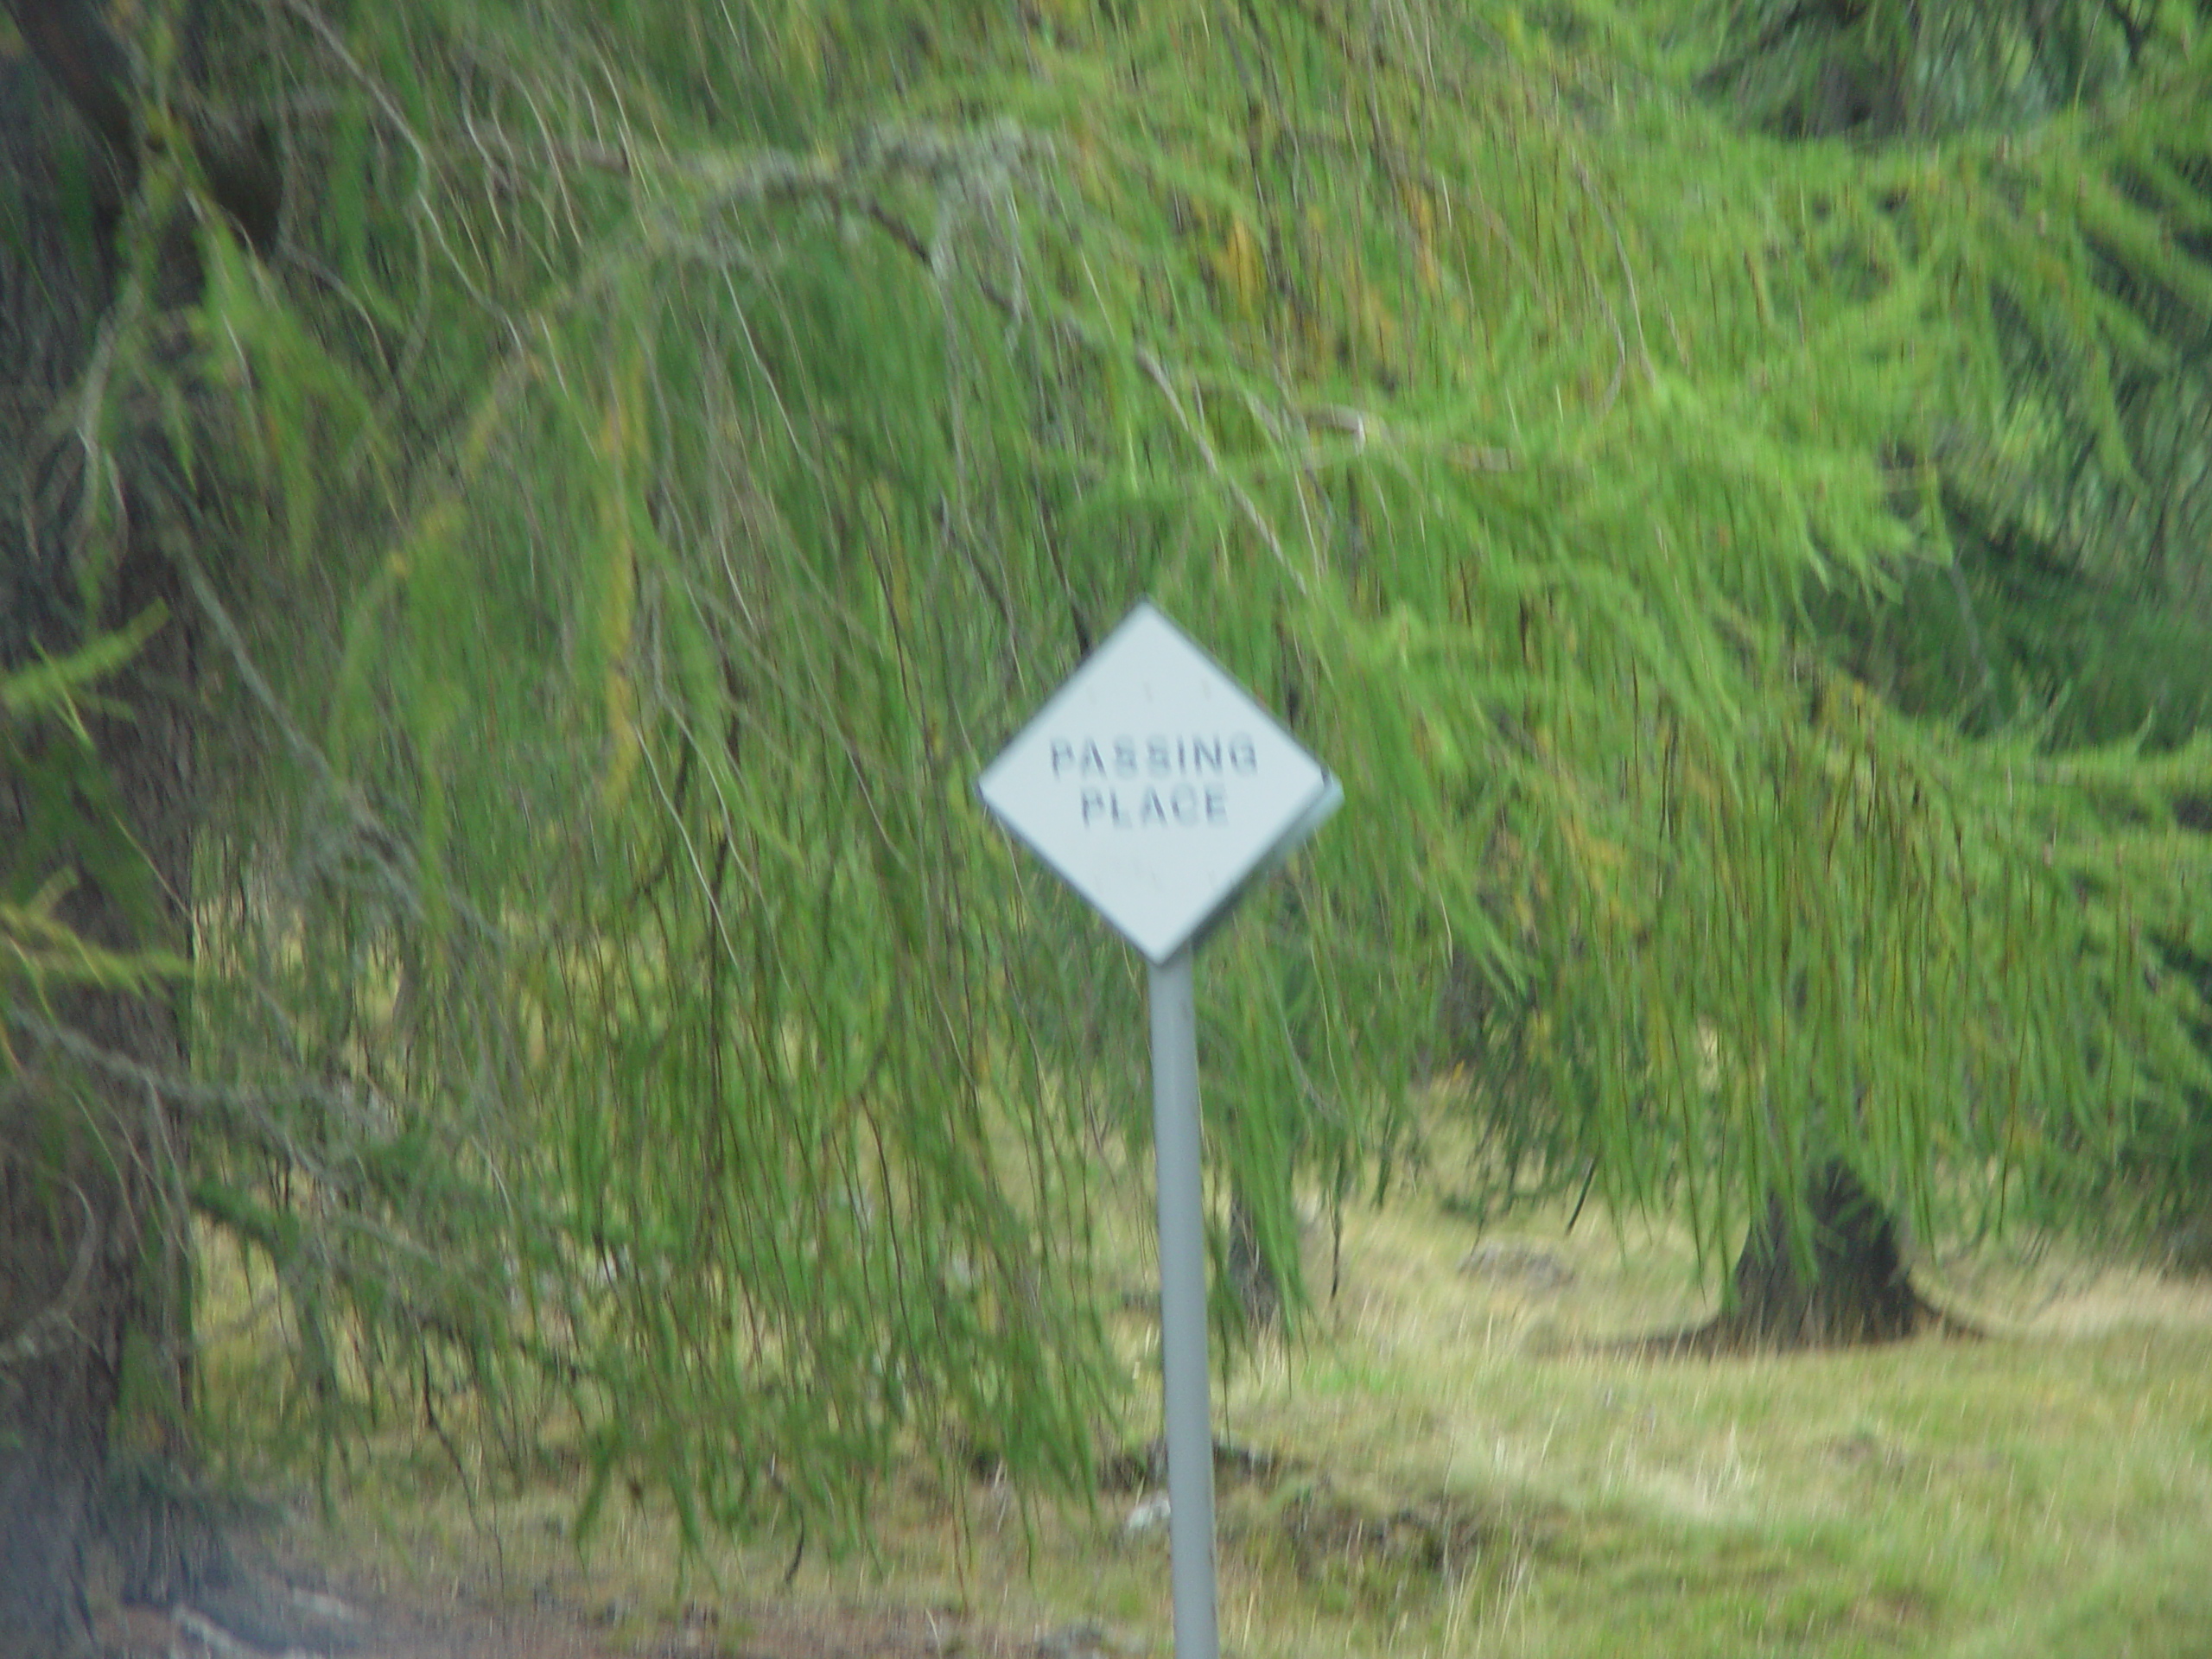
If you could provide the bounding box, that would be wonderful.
[0,6,210,1645]
[1723,1160,1931,1346]
[0,569,195,1649]
[1627,1160,1966,1357]
[1225,1186,1284,1336]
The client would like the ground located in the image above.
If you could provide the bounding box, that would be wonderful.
[94,1186,2212,1659]
[96,1554,1112,1659]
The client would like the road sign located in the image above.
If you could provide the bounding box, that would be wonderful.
[978,600,1340,1659]
[976,602,1340,964]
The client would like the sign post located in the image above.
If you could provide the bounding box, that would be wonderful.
[978,601,1340,1659]
[1147,944,1215,1659]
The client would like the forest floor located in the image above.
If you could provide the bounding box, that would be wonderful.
[101,1173,2212,1659]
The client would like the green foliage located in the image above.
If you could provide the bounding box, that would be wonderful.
[37,0,2203,1545]
[0,621,190,1008]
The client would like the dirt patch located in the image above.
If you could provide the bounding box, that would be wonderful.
[94,1558,1119,1659]
[1093,1429,1541,1620]
[1096,1434,1283,1495]
[1260,1481,1524,1608]
[1459,1240,1577,1293]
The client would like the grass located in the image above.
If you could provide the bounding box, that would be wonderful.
[1195,1209,2212,1657]
[199,1168,2212,1658]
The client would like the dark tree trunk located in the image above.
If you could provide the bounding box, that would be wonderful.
[1225,1186,1283,1336]
[1724,1160,1931,1346]
[0,1,244,1643]
[0,1155,133,1656]
[76,525,217,1619]
[0,555,196,1650]
[1628,1160,1966,1357]
[0,60,133,1655]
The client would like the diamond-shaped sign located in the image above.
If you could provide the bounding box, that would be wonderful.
[978,602,1339,964]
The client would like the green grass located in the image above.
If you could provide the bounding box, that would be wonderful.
[205,1176,2212,1657]
[1199,1198,2212,1657]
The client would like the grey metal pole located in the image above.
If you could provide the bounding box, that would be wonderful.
[1147,947,1219,1659]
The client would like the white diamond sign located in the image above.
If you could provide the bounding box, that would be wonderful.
[978,601,1340,963]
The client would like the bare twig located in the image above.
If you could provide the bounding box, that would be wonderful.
[1300,402,1517,472]
[1135,346,1310,596]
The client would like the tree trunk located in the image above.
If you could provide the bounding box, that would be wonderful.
[0,1159,133,1656]
[1226,1186,1284,1336]
[1628,1160,1962,1356]
[0,12,205,1646]
[1724,1160,1931,1346]
[77,522,216,1618]
[0,564,195,1648]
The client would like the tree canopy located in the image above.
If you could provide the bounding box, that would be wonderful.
[6,0,2212,1579]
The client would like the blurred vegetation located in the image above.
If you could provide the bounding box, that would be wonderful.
[7,0,2212,1555]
